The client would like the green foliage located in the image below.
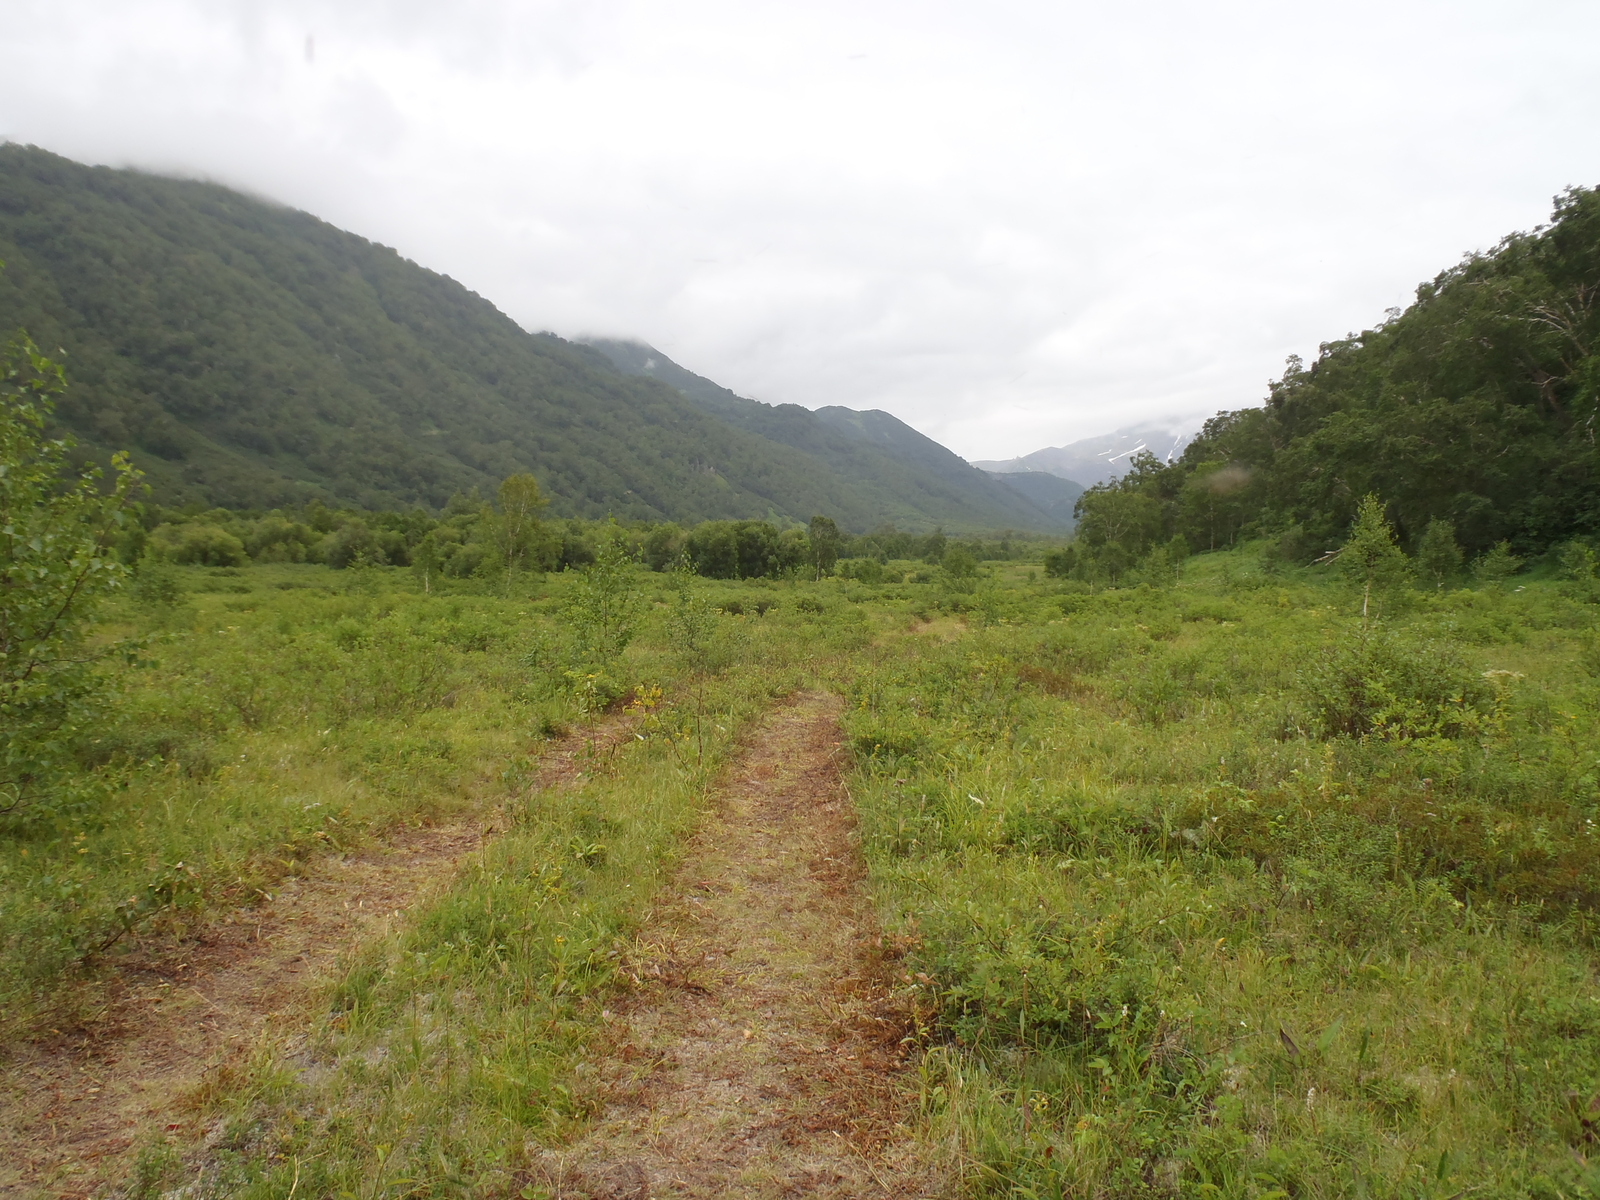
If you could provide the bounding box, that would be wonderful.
[565,524,641,669]
[1336,494,1410,617]
[1075,483,1162,555]
[130,559,182,608]
[666,562,719,669]
[491,472,552,591]
[8,527,1600,1195]
[1560,539,1600,602]
[1474,539,1523,587]
[837,556,886,584]
[839,552,1600,1195]
[809,514,842,579]
[641,523,685,571]
[149,522,247,566]
[1300,624,1494,739]
[683,519,809,579]
[1028,189,1600,566]
[1416,517,1464,588]
[1561,538,1599,582]
[0,145,1060,533]
[940,545,979,581]
[1,333,141,822]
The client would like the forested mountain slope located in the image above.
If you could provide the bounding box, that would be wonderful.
[585,338,1065,529]
[1068,187,1600,563]
[980,469,1084,527]
[0,145,1054,530]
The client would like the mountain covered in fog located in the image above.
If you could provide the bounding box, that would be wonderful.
[0,144,1066,531]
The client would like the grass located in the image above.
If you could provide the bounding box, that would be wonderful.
[840,550,1600,1197]
[6,547,1600,1197]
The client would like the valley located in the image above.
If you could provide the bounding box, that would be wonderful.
[3,148,1600,1200]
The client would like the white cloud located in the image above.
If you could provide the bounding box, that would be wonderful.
[3,0,1599,458]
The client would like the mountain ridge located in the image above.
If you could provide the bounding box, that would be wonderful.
[0,144,1062,532]
[584,337,1070,529]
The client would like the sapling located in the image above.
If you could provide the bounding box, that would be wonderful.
[1473,540,1522,589]
[1416,518,1463,589]
[1336,494,1408,619]
[561,523,641,711]
[666,558,718,763]
[566,522,640,664]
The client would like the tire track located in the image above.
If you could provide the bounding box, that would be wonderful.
[534,692,940,1199]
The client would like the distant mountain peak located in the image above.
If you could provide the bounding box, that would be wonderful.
[973,422,1199,487]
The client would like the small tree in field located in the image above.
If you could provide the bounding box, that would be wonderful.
[666,558,719,764]
[568,522,640,665]
[2,333,141,820]
[494,473,549,593]
[1337,494,1407,619]
[411,530,443,594]
[1416,519,1463,589]
[1473,541,1522,589]
[809,515,841,580]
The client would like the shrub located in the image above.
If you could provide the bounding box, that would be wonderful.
[2,334,141,822]
[1041,545,1074,578]
[941,546,979,580]
[1474,540,1522,587]
[1336,494,1408,617]
[1300,626,1493,740]
[641,524,685,571]
[1559,539,1599,602]
[131,560,183,607]
[838,557,885,584]
[150,523,247,567]
[244,517,322,563]
[323,521,379,569]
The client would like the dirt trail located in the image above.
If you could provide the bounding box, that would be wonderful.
[0,717,634,1200]
[537,692,940,1199]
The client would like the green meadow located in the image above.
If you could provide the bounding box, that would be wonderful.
[4,534,1600,1198]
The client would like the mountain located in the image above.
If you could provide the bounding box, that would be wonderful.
[973,423,1197,487]
[981,470,1084,527]
[0,144,1061,532]
[585,338,1069,529]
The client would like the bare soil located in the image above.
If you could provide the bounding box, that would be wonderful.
[533,692,942,1199]
[0,717,634,1200]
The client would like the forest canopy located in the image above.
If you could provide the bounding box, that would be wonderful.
[1058,186,1600,575]
[0,145,1057,533]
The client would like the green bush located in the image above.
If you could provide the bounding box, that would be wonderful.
[838,557,885,584]
[1300,626,1493,740]
[150,523,247,567]
[2,334,141,825]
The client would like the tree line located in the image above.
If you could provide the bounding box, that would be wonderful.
[1048,185,1600,584]
[118,486,1046,586]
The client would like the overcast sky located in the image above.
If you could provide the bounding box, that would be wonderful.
[4,1,1599,460]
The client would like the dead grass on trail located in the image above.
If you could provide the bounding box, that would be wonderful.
[0,715,636,1200]
[532,692,945,1199]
